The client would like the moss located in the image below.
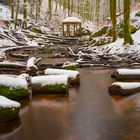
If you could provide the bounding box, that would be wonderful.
[0,86,30,100]
[90,26,112,41]
[30,27,44,34]
[3,20,10,27]
[32,84,68,94]
[89,37,112,46]
[68,76,80,86]
[118,24,137,38]
[0,107,20,122]
[63,65,78,70]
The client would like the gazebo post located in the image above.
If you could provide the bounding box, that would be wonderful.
[73,24,76,36]
[79,23,82,36]
[63,23,65,36]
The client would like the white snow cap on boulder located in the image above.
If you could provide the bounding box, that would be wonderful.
[44,68,80,79]
[63,17,82,23]
[0,96,20,108]
[116,69,140,75]
[0,75,28,89]
[112,82,140,90]
[31,75,68,86]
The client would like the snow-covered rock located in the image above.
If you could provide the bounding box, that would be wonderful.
[0,75,30,99]
[0,95,20,108]
[44,68,80,79]
[31,75,68,86]
[31,75,68,93]
[0,95,20,122]
[112,82,140,90]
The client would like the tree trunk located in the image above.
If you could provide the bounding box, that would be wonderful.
[10,0,14,20]
[110,0,117,41]
[123,0,133,45]
[22,0,27,29]
[14,0,19,29]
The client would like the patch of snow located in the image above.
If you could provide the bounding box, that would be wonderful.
[0,61,25,67]
[0,39,16,47]
[82,20,95,32]
[27,40,38,47]
[62,62,79,68]
[44,68,80,79]
[27,57,38,70]
[63,17,82,23]
[31,75,68,86]
[92,29,140,55]
[0,75,28,89]
[0,95,20,108]
[117,69,140,75]
[112,82,140,90]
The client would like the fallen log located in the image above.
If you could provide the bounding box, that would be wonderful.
[109,82,140,95]
[9,53,29,59]
[0,96,20,122]
[112,69,140,80]
[26,57,41,76]
[44,68,80,86]
[31,75,68,94]
[0,33,26,46]
[0,61,26,69]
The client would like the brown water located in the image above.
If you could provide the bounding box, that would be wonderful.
[0,68,140,140]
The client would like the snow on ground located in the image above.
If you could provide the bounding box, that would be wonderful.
[0,4,22,20]
[0,95,20,108]
[0,4,11,20]
[82,20,95,32]
[112,82,140,90]
[0,39,16,47]
[44,68,80,79]
[31,75,68,86]
[92,29,140,55]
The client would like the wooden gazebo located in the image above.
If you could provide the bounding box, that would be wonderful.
[62,17,82,37]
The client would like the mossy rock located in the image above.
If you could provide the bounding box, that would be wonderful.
[118,24,138,38]
[3,20,10,27]
[32,84,68,94]
[0,107,20,122]
[63,65,78,70]
[90,37,113,46]
[90,26,112,41]
[135,11,140,17]
[68,76,80,86]
[30,27,44,34]
[0,86,31,100]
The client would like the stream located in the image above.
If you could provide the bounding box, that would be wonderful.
[0,68,140,140]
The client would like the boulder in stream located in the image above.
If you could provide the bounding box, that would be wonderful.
[0,75,31,99]
[0,96,20,122]
[31,75,69,94]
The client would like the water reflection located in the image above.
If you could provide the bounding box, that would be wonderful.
[0,68,140,140]
[0,119,21,140]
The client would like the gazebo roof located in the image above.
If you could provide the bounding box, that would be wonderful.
[62,17,82,23]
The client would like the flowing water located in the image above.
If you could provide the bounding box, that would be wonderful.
[0,68,140,140]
